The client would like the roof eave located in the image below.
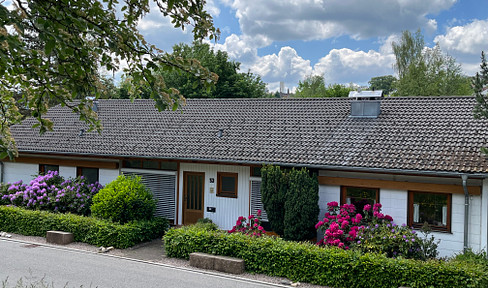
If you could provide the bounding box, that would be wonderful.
[16,150,488,179]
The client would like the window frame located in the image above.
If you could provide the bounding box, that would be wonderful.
[76,167,100,184]
[340,186,380,208]
[39,164,59,174]
[408,191,452,233]
[217,172,238,198]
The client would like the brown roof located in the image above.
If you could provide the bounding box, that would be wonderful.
[10,96,488,174]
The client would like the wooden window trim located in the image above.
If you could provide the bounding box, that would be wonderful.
[340,186,380,206]
[39,164,59,174]
[77,167,100,183]
[407,191,451,233]
[217,172,238,198]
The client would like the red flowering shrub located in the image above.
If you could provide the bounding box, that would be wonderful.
[229,209,266,237]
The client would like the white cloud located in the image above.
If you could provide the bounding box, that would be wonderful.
[313,48,396,84]
[434,19,488,55]
[224,0,455,41]
[251,47,312,85]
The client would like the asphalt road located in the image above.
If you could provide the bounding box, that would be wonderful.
[0,239,281,288]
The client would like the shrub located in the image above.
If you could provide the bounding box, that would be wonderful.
[164,225,488,288]
[0,206,168,248]
[316,202,439,260]
[261,165,319,241]
[0,171,102,216]
[261,164,287,236]
[91,175,156,224]
[228,210,265,237]
[283,168,319,241]
[195,218,219,231]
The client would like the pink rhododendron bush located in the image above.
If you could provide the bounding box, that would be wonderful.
[316,201,438,260]
[229,209,266,237]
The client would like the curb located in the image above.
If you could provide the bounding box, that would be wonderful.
[0,237,292,288]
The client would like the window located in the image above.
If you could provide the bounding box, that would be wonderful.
[39,164,59,174]
[77,167,99,184]
[217,172,238,198]
[341,186,379,213]
[408,191,451,232]
[122,159,178,171]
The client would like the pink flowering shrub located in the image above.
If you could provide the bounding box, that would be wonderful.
[229,209,266,237]
[0,170,102,216]
[316,201,438,260]
[316,202,393,249]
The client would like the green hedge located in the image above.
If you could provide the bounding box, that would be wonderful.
[0,206,168,248]
[164,226,488,288]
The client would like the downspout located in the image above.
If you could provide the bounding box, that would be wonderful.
[0,161,4,183]
[462,174,469,252]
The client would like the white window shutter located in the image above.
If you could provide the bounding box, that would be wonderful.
[250,180,268,222]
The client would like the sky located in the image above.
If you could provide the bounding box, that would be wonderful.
[138,0,488,93]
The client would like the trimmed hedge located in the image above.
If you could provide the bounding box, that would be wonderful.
[164,225,488,288]
[0,206,168,248]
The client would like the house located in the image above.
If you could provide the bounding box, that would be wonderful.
[2,95,488,257]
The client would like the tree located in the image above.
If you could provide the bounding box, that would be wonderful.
[0,0,219,159]
[295,75,327,98]
[473,51,488,153]
[157,42,267,98]
[283,168,319,241]
[261,165,287,237]
[368,75,397,95]
[295,75,351,98]
[392,30,471,96]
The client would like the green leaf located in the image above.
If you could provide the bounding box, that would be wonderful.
[45,39,56,55]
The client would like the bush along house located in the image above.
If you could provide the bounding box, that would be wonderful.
[2,92,488,257]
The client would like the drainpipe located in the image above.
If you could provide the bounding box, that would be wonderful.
[462,174,469,252]
[0,161,4,183]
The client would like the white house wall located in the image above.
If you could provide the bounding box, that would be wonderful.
[178,163,250,230]
[318,170,486,257]
[2,162,120,187]
[3,162,38,184]
[99,168,120,185]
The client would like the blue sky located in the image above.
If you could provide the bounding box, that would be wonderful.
[8,0,487,93]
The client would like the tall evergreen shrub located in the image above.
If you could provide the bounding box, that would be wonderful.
[261,164,287,236]
[261,165,319,241]
[284,168,319,241]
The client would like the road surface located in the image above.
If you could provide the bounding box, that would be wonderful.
[0,239,281,288]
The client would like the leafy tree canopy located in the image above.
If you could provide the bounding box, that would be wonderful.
[295,75,352,98]
[392,30,471,96]
[0,0,219,159]
[156,42,267,99]
[368,75,397,95]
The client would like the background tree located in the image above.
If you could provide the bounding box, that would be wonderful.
[392,30,471,96]
[295,75,327,98]
[473,51,488,153]
[157,42,266,98]
[0,0,219,159]
[368,75,397,95]
[295,75,351,98]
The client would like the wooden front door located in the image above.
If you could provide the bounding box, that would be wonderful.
[183,172,205,225]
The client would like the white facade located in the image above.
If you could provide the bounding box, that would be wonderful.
[318,170,488,257]
[178,162,251,230]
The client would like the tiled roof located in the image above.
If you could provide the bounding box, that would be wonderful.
[10,96,488,174]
